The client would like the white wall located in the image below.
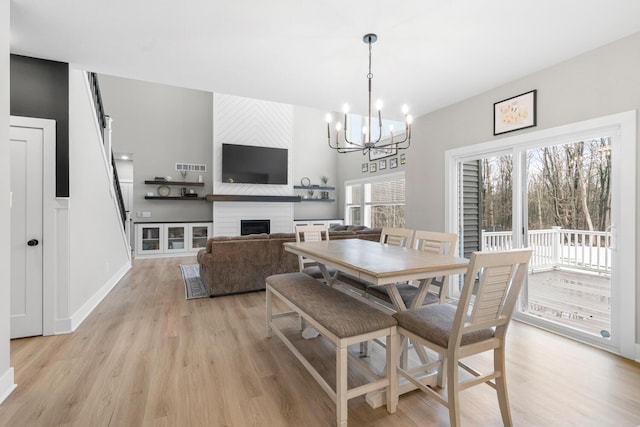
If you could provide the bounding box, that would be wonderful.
[404,33,640,344]
[0,0,15,404]
[68,68,131,326]
[292,106,339,220]
[99,75,214,223]
[115,158,133,181]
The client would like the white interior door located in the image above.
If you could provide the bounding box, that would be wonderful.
[10,125,44,338]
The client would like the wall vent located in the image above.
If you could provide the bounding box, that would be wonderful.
[175,163,207,172]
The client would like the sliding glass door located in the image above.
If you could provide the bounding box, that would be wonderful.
[521,139,612,343]
[446,112,636,358]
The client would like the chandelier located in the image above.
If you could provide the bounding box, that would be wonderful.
[326,33,413,154]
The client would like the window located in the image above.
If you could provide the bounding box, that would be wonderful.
[345,183,362,225]
[345,172,405,228]
[345,114,407,147]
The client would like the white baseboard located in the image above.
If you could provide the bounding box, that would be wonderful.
[0,367,16,405]
[54,261,131,334]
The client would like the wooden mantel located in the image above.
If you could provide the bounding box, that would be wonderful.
[206,194,301,203]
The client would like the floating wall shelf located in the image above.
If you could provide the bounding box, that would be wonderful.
[145,196,207,201]
[145,180,205,186]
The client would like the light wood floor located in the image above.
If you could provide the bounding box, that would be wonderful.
[1,257,640,426]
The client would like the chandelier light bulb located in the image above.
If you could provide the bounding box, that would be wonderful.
[343,104,350,114]
[376,100,383,111]
[335,122,342,131]
[402,104,409,115]
[389,124,395,132]
[406,114,413,124]
[362,126,368,135]
[326,113,332,123]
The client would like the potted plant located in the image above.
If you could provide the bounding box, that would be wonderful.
[320,176,329,199]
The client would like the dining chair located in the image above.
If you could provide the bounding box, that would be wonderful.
[366,230,458,309]
[294,224,336,280]
[379,227,414,247]
[392,248,532,427]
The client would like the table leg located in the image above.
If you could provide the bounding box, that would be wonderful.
[318,263,337,287]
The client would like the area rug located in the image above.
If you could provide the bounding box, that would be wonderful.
[180,264,209,299]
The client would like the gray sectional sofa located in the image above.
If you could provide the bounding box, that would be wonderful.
[197,226,381,297]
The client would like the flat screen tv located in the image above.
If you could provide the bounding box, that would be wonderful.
[221,143,288,185]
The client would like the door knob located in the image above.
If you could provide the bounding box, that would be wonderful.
[27,239,39,247]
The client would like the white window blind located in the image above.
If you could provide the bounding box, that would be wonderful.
[345,172,405,228]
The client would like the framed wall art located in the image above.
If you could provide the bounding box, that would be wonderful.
[361,162,368,173]
[389,157,398,169]
[379,159,386,170]
[493,89,537,135]
[370,162,377,173]
[369,145,397,161]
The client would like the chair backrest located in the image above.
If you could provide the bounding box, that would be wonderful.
[412,230,459,301]
[451,248,532,348]
[412,230,457,256]
[295,224,329,271]
[379,227,414,248]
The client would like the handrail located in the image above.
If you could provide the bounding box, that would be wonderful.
[112,156,127,226]
[87,72,127,232]
[87,72,106,132]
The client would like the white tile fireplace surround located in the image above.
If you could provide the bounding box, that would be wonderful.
[213,202,294,236]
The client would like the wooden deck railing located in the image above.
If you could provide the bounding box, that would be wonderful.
[481,227,611,275]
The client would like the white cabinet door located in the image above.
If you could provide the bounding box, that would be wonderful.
[189,223,212,251]
[165,224,188,253]
[137,224,164,255]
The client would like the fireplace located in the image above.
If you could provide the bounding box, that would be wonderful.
[240,219,271,235]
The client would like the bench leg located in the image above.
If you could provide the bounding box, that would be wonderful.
[336,344,348,427]
[266,287,273,338]
[386,332,398,413]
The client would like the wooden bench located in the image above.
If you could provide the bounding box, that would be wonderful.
[266,272,398,427]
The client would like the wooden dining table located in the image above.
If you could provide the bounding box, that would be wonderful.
[283,238,469,408]
[284,238,469,311]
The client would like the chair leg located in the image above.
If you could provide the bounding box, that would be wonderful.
[266,288,272,338]
[494,347,513,427]
[336,344,348,426]
[447,352,461,427]
[359,341,369,357]
[400,337,409,369]
[386,332,399,414]
[436,353,446,388]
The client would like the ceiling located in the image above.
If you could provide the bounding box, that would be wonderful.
[10,0,640,120]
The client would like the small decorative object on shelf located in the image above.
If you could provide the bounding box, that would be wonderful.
[180,170,188,179]
[301,177,311,187]
[320,176,329,199]
[158,185,171,197]
[307,190,315,198]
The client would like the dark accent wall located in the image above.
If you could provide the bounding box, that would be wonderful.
[10,55,69,197]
